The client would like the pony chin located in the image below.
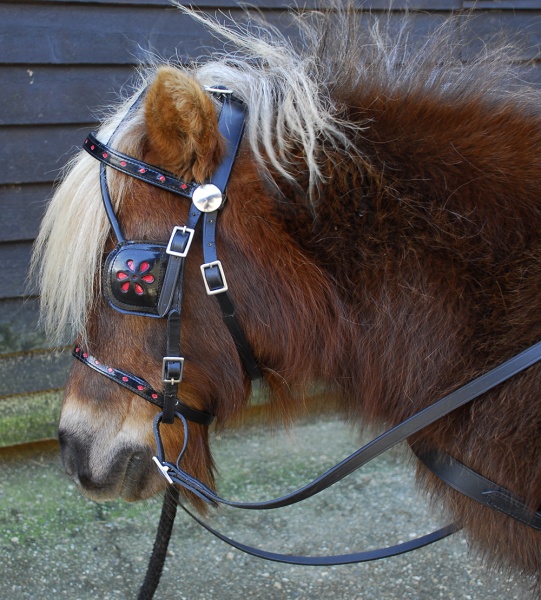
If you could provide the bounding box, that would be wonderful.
[58,394,167,502]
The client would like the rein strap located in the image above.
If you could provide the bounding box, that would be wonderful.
[156,340,541,511]
[145,339,541,566]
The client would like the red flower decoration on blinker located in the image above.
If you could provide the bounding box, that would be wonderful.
[117,259,155,296]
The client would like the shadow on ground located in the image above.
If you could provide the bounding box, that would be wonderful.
[0,416,535,599]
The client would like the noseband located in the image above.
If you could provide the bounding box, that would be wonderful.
[75,83,541,598]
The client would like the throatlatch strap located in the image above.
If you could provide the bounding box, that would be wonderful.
[201,210,261,380]
[184,94,261,380]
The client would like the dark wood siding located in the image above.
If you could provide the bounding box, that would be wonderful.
[1,0,541,444]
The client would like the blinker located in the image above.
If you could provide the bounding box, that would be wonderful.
[104,242,168,317]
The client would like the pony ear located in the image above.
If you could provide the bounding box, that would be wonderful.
[144,66,224,182]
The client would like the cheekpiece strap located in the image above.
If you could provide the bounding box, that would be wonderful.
[73,347,215,426]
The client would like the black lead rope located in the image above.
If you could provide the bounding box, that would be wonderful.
[137,485,180,600]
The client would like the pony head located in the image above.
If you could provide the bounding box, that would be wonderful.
[34,27,349,505]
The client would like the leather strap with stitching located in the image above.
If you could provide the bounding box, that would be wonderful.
[154,340,541,511]
[414,447,541,531]
[72,347,214,426]
[85,133,197,199]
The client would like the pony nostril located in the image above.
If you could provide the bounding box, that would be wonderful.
[78,472,100,491]
[58,430,76,478]
[58,429,90,483]
[58,428,69,449]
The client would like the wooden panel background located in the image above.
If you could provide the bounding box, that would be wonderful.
[1,0,541,445]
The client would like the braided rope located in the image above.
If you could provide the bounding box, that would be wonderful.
[137,486,180,600]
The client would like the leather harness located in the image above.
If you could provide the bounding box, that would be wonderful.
[76,86,541,597]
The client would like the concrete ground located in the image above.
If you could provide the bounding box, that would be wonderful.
[0,415,536,599]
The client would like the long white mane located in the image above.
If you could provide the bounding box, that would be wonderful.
[32,6,536,344]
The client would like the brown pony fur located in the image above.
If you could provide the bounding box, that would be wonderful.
[37,8,541,591]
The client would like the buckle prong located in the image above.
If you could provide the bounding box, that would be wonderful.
[162,356,184,384]
[152,456,174,484]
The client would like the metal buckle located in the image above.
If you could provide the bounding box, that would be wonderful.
[200,261,228,295]
[166,226,194,258]
[162,356,185,384]
[152,456,173,484]
[204,86,234,95]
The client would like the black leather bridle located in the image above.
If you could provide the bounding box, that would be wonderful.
[79,87,259,426]
[75,85,541,598]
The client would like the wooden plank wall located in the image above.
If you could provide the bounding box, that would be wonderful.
[1,0,541,444]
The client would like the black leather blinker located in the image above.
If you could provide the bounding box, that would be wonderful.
[104,242,168,317]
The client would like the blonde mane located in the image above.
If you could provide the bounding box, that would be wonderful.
[32,6,537,344]
[31,97,148,343]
